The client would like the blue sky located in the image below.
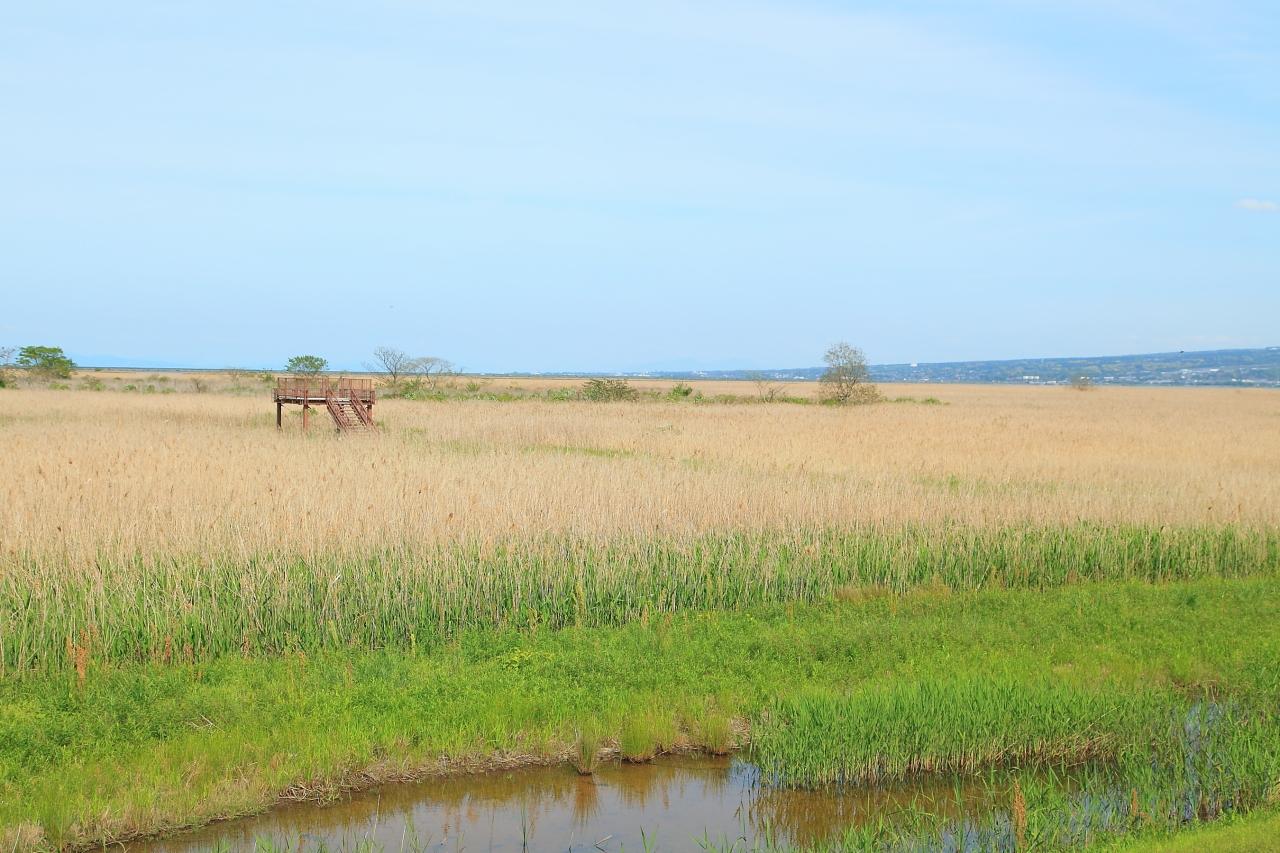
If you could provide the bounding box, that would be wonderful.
[2,1,1277,372]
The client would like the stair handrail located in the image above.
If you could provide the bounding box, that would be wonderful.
[324,391,351,431]
[350,399,374,429]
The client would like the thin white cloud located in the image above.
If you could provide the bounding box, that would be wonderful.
[1237,198,1279,213]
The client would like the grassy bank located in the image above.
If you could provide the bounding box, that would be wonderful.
[5,524,1277,676]
[1108,808,1280,851]
[4,577,1280,850]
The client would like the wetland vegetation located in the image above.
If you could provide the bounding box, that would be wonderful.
[2,382,1279,850]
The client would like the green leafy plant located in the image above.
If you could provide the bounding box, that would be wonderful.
[582,378,637,401]
[16,345,75,380]
[285,355,328,375]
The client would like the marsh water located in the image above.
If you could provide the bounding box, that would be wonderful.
[131,755,1009,852]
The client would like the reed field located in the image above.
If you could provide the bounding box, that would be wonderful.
[6,383,1280,557]
[3,383,1279,674]
[2,380,1280,850]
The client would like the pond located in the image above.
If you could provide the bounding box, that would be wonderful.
[131,755,1007,852]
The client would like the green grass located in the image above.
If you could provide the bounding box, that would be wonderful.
[4,523,1277,676]
[3,577,1280,850]
[753,677,1171,786]
[1108,808,1280,851]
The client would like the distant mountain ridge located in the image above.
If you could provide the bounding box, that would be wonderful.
[533,346,1280,387]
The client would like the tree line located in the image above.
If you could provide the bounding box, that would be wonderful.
[3,342,879,405]
[283,348,457,395]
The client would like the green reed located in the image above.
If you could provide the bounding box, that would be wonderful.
[2,523,1277,675]
[749,694,1280,851]
[5,578,1279,849]
[751,677,1171,788]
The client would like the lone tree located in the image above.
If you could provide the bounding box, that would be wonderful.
[17,345,75,380]
[407,356,456,392]
[370,346,416,390]
[819,342,879,404]
[285,355,328,375]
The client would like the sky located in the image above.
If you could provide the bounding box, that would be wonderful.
[2,1,1277,372]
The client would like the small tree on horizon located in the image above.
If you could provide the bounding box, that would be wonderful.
[819,342,879,404]
[16,345,75,380]
[285,355,328,375]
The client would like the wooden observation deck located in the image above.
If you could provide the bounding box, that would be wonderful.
[274,377,377,433]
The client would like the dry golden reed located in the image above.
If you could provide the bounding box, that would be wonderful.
[2,384,1277,563]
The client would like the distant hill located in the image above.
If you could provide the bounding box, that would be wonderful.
[577,347,1280,387]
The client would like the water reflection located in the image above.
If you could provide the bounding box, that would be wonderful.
[132,756,1006,852]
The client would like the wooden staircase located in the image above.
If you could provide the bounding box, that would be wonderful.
[325,395,376,434]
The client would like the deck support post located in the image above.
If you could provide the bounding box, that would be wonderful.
[276,401,282,431]
[302,403,309,432]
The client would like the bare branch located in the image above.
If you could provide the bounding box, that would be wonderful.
[747,370,784,403]
[408,356,456,391]
[370,347,415,388]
